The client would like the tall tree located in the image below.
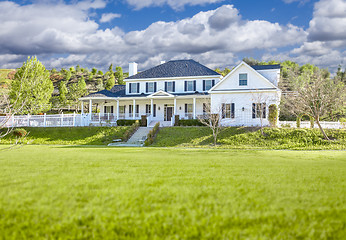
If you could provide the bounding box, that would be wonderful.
[9,56,53,114]
[105,75,115,90]
[114,66,124,85]
[59,81,68,106]
[286,69,345,140]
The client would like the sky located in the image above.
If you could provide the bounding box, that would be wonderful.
[0,0,345,72]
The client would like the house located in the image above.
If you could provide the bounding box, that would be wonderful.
[79,60,281,127]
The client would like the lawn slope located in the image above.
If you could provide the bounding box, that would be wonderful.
[0,146,345,239]
[153,126,346,150]
[0,127,129,145]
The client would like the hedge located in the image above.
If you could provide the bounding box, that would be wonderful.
[179,119,205,126]
[117,119,137,126]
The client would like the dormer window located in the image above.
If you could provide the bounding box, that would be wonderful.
[129,83,140,93]
[239,73,247,86]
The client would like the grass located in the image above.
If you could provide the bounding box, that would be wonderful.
[0,127,130,145]
[0,146,345,239]
[153,126,346,150]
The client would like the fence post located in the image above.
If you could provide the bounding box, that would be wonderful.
[61,112,63,127]
[73,112,76,127]
[44,113,47,127]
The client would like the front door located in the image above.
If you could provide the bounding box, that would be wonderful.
[165,106,173,121]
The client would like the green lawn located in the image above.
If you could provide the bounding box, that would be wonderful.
[0,127,130,145]
[153,126,346,150]
[0,146,345,239]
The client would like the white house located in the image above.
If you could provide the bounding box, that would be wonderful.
[80,60,281,126]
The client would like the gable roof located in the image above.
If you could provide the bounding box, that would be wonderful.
[209,61,279,92]
[251,64,281,70]
[126,59,221,80]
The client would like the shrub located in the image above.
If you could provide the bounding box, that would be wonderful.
[123,121,140,141]
[144,122,160,146]
[179,119,204,126]
[268,104,278,127]
[13,128,27,137]
[117,119,137,126]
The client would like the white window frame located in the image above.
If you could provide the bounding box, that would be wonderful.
[147,82,155,93]
[166,81,174,92]
[204,80,213,91]
[186,81,194,91]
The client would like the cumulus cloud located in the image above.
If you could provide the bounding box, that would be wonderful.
[125,0,224,10]
[0,2,309,71]
[308,0,346,41]
[100,13,121,23]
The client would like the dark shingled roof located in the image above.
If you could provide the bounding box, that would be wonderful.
[251,64,281,70]
[126,59,221,79]
[85,85,126,98]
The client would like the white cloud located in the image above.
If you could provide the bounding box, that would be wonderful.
[308,0,346,41]
[0,2,310,71]
[125,0,224,10]
[100,13,121,23]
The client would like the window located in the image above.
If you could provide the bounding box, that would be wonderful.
[185,80,196,92]
[252,103,266,119]
[146,104,151,116]
[184,104,193,119]
[129,105,133,117]
[239,73,247,86]
[119,106,125,114]
[104,106,114,113]
[146,82,157,93]
[203,103,210,115]
[165,81,175,92]
[222,103,235,119]
[129,83,140,93]
[203,80,215,91]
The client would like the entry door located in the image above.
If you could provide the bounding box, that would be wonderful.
[165,107,173,121]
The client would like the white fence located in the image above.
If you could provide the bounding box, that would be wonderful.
[0,113,344,129]
[279,121,344,129]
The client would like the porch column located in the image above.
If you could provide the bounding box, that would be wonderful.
[116,100,119,120]
[133,99,136,120]
[174,98,177,115]
[150,99,153,117]
[81,101,84,114]
[89,99,92,121]
[193,97,196,119]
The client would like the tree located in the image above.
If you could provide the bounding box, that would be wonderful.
[65,70,72,82]
[108,63,114,73]
[197,99,223,146]
[9,56,53,114]
[59,81,68,106]
[91,67,97,75]
[114,66,124,85]
[286,69,345,140]
[105,75,115,90]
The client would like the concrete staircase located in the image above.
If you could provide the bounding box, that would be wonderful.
[108,127,153,147]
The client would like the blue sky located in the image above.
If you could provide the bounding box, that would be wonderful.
[0,0,345,72]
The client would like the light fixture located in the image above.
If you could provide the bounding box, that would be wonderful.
[158,107,160,110]
[242,107,245,111]
[179,106,182,110]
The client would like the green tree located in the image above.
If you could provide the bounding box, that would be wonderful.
[59,81,68,106]
[105,75,115,90]
[65,70,72,82]
[108,63,114,73]
[9,56,53,114]
[76,64,81,73]
[92,67,97,75]
[114,66,124,85]
[97,70,103,76]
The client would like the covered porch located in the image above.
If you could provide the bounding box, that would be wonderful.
[79,93,208,126]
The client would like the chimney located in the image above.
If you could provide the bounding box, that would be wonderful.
[129,62,138,77]
[160,61,166,64]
